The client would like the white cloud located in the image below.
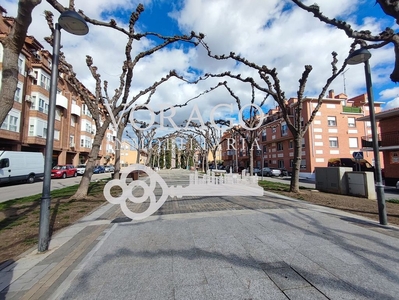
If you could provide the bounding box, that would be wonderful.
[2,0,396,123]
[383,97,399,110]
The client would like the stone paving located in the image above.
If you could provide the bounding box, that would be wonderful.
[1,169,399,299]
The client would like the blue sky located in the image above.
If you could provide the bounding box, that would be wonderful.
[3,0,399,122]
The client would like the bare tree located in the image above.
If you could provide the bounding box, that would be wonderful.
[44,4,205,199]
[291,0,399,82]
[199,43,348,192]
[0,0,42,125]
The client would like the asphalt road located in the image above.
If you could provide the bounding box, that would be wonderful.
[0,173,112,203]
[1,172,398,203]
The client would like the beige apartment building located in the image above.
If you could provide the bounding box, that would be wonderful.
[222,90,382,178]
[0,7,115,166]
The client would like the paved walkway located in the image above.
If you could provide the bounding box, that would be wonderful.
[1,169,399,299]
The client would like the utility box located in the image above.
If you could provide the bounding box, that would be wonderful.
[315,167,352,194]
[346,172,377,200]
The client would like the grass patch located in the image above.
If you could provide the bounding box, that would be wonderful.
[258,180,309,192]
[387,199,399,204]
[0,180,110,264]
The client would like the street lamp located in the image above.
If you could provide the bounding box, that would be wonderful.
[38,11,88,252]
[346,48,387,225]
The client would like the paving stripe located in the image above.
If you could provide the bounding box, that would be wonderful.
[20,208,121,300]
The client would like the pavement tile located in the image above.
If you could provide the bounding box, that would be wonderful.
[283,286,329,300]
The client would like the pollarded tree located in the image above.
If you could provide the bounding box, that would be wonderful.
[0,0,42,125]
[200,43,348,192]
[291,0,399,82]
[43,4,204,199]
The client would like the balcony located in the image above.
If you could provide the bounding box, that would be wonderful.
[361,132,399,148]
[71,103,81,116]
[343,106,362,113]
[56,94,68,109]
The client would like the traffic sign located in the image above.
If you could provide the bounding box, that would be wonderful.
[353,151,363,160]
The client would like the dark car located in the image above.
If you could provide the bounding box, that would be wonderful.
[93,165,105,174]
[278,168,289,177]
[51,164,77,179]
[327,158,374,172]
[258,167,273,176]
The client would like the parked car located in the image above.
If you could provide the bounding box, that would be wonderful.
[0,151,44,184]
[278,168,289,177]
[396,181,399,190]
[271,168,282,176]
[93,165,105,174]
[104,165,115,173]
[327,158,374,172]
[76,164,86,176]
[258,167,273,177]
[51,164,77,179]
[252,168,261,175]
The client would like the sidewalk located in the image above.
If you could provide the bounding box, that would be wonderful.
[1,169,399,299]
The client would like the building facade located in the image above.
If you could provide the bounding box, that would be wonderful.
[221,90,382,178]
[358,107,399,186]
[0,7,115,166]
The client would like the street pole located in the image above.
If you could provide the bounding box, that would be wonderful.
[38,24,61,252]
[364,59,387,225]
[37,10,88,252]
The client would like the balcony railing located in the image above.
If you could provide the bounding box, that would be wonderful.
[343,106,362,113]
[361,131,399,148]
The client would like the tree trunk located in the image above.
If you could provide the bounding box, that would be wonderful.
[290,134,303,193]
[73,121,110,199]
[248,143,254,176]
[113,122,124,179]
[0,0,41,125]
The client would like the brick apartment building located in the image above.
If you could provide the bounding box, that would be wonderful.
[0,7,115,166]
[221,90,383,178]
[358,107,399,186]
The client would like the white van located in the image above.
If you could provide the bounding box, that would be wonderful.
[0,151,45,184]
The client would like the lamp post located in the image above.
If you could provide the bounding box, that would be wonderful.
[346,48,387,225]
[38,11,89,252]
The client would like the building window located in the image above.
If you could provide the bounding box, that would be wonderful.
[278,160,284,168]
[277,142,283,151]
[289,140,293,149]
[40,74,51,90]
[71,115,77,127]
[272,127,276,133]
[55,108,62,121]
[281,124,288,136]
[302,138,305,148]
[29,125,34,136]
[1,112,19,132]
[18,57,24,74]
[263,145,267,153]
[349,137,358,148]
[262,130,266,141]
[43,127,47,138]
[290,159,294,168]
[329,137,338,148]
[300,159,307,169]
[38,98,49,114]
[31,95,37,110]
[327,116,337,126]
[348,117,356,127]
[366,121,371,127]
[14,86,22,102]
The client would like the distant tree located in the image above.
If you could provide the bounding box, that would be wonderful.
[0,0,42,125]
[199,43,348,192]
[291,0,399,82]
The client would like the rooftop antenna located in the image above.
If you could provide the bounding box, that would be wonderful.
[341,68,350,95]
